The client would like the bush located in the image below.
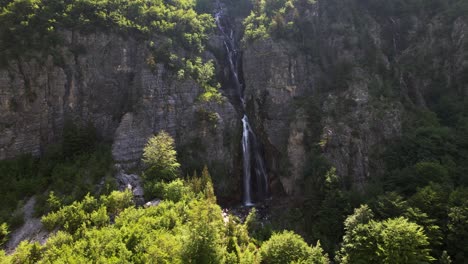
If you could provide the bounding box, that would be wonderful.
[161,179,191,203]
[41,191,134,234]
[260,230,328,264]
[101,190,134,216]
[11,241,43,264]
[339,214,434,264]
[181,199,226,264]
[0,250,10,263]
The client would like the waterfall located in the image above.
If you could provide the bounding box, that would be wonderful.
[241,115,253,205]
[215,7,268,206]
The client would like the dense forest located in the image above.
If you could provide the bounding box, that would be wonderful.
[0,0,468,263]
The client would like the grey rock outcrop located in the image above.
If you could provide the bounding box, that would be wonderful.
[115,167,144,204]
[0,30,240,200]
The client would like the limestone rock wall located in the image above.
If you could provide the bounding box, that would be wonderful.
[242,2,468,195]
[0,30,240,199]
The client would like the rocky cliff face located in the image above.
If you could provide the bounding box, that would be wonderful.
[243,38,403,196]
[1,0,467,202]
[0,30,241,199]
[242,1,468,195]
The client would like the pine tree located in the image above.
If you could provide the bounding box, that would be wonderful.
[142,131,180,183]
[201,165,216,203]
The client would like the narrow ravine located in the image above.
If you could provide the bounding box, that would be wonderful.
[215,6,268,206]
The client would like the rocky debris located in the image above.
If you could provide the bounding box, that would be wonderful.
[144,199,161,208]
[223,203,271,224]
[5,197,49,253]
[115,166,145,205]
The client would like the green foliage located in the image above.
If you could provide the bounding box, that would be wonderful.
[143,131,180,182]
[367,95,468,261]
[201,166,217,203]
[242,0,322,43]
[46,191,62,212]
[343,205,374,232]
[181,199,226,264]
[142,131,182,199]
[243,0,299,42]
[42,193,99,233]
[11,241,43,264]
[384,105,468,192]
[101,190,134,216]
[0,172,319,263]
[42,190,133,234]
[339,212,434,264]
[302,166,350,253]
[245,208,272,242]
[260,230,329,264]
[158,179,193,202]
[186,165,218,202]
[0,0,214,56]
[0,155,40,223]
[188,59,223,103]
[0,223,8,247]
[62,121,98,157]
[0,0,221,100]
[0,250,10,264]
[0,139,113,225]
[446,188,468,263]
[302,241,330,264]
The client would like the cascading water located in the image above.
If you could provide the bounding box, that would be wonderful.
[215,6,268,206]
[241,116,253,205]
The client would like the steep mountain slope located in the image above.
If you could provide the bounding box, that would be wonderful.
[0,0,468,262]
[0,0,241,200]
[241,0,468,196]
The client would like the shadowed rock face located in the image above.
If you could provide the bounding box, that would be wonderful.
[242,2,468,195]
[0,30,241,200]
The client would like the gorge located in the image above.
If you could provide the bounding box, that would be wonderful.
[0,0,467,262]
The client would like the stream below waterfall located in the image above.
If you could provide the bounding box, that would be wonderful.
[214,6,269,206]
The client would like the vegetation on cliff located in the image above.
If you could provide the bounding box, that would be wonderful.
[0,0,467,263]
[0,0,221,100]
[240,0,468,263]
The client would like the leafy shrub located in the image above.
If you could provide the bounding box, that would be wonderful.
[339,210,434,264]
[181,199,226,264]
[0,250,10,263]
[260,230,328,264]
[101,190,134,216]
[161,179,192,203]
[243,0,298,42]
[42,190,133,234]
[10,241,43,264]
